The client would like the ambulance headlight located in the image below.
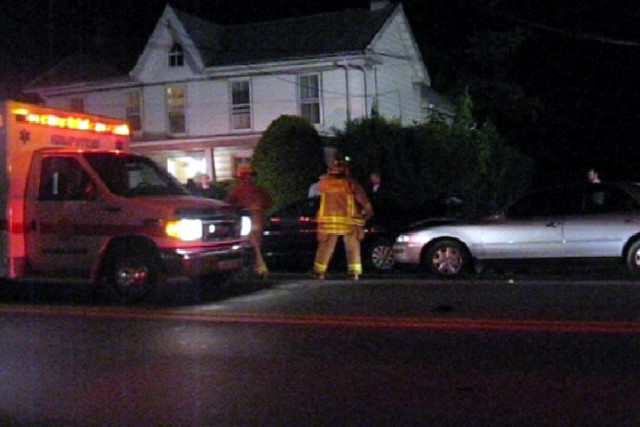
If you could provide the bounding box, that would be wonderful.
[240,216,252,237]
[165,219,203,241]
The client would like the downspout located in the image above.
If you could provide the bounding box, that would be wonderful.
[373,66,379,115]
[397,89,403,124]
[334,60,351,122]
[350,65,368,118]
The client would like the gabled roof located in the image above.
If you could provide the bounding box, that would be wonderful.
[26,54,133,90]
[26,2,398,91]
[176,4,396,66]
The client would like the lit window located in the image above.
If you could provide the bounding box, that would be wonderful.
[231,80,251,130]
[299,74,321,124]
[169,43,184,67]
[167,85,186,134]
[125,91,142,132]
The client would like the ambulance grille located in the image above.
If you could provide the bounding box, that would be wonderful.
[201,218,240,242]
[174,207,243,242]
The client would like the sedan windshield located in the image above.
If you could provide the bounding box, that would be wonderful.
[83,153,190,197]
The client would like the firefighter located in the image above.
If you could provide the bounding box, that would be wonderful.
[311,160,374,280]
[225,166,273,278]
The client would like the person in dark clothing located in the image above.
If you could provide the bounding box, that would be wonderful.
[190,173,221,198]
[225,166,273,278]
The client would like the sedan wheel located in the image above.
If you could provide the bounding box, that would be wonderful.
[626,240,640,274]
[424,239,469,277]
[366,240,395,271]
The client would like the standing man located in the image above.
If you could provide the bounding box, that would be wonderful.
[225,166,273,278]
[368,171,382,203]
[587,168,601,183]
[312,160,374,280]
[192,173,219,198]
[369,172,382,194]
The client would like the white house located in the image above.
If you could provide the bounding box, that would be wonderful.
[25,1,451,183]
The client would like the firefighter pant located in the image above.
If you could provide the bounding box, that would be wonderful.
[250,214,268,276]
[313,230,362,276]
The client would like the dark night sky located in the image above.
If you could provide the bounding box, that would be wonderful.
[0,0,372,91]
[2,0,639,185]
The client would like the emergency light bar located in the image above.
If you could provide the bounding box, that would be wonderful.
[12,108,130,136]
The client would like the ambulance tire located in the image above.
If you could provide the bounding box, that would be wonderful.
[102,240,160,304]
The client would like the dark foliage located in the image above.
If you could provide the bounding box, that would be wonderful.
[251,115,326,209]
[332,94,534,218]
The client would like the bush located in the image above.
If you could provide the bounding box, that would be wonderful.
[251,115,325,209]
[330,94,533,218]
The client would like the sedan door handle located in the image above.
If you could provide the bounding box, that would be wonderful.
[546,221,560,228]
[104,206,122,213]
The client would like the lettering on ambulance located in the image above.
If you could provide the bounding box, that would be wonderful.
[50,135,101,149]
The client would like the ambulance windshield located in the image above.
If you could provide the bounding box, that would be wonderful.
[83,153,190,197]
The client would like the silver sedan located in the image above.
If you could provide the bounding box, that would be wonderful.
[393,182,640,277]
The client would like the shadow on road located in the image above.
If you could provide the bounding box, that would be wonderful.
[1,263,637,309]
[0,272,274,308]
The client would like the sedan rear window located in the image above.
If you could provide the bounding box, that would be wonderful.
[508,189,565,218]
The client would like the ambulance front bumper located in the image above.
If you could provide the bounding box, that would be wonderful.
[159,242,252,281]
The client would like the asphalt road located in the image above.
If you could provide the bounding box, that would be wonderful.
[1,269,640,426]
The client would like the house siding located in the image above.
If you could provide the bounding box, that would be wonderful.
[135,11,200,85]
[44,90,129,123]
[252,75,298,131]
[143,85,168,135]
[27,3,445,184]
[371,11,427,126]
[322,68,349,131]
[187,80,216,135]
[209,80,231,133]
[87,90,130,122]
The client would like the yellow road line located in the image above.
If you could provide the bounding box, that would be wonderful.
[2,304,640,334]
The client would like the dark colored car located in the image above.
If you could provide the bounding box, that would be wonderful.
[261,196,463,273]
[261,197,397,272]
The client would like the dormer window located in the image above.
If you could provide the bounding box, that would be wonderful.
[168,43,184,67]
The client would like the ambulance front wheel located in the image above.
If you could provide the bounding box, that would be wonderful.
[102,240,160,304]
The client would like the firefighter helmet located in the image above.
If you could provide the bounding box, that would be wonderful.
[237,165,255,178]
[328,160,347,175]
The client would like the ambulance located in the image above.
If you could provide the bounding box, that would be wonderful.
[0,101,251,302]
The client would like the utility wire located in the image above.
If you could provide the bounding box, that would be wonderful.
[503,13,640,47]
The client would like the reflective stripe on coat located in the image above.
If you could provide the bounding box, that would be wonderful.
[317,175,370,235]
